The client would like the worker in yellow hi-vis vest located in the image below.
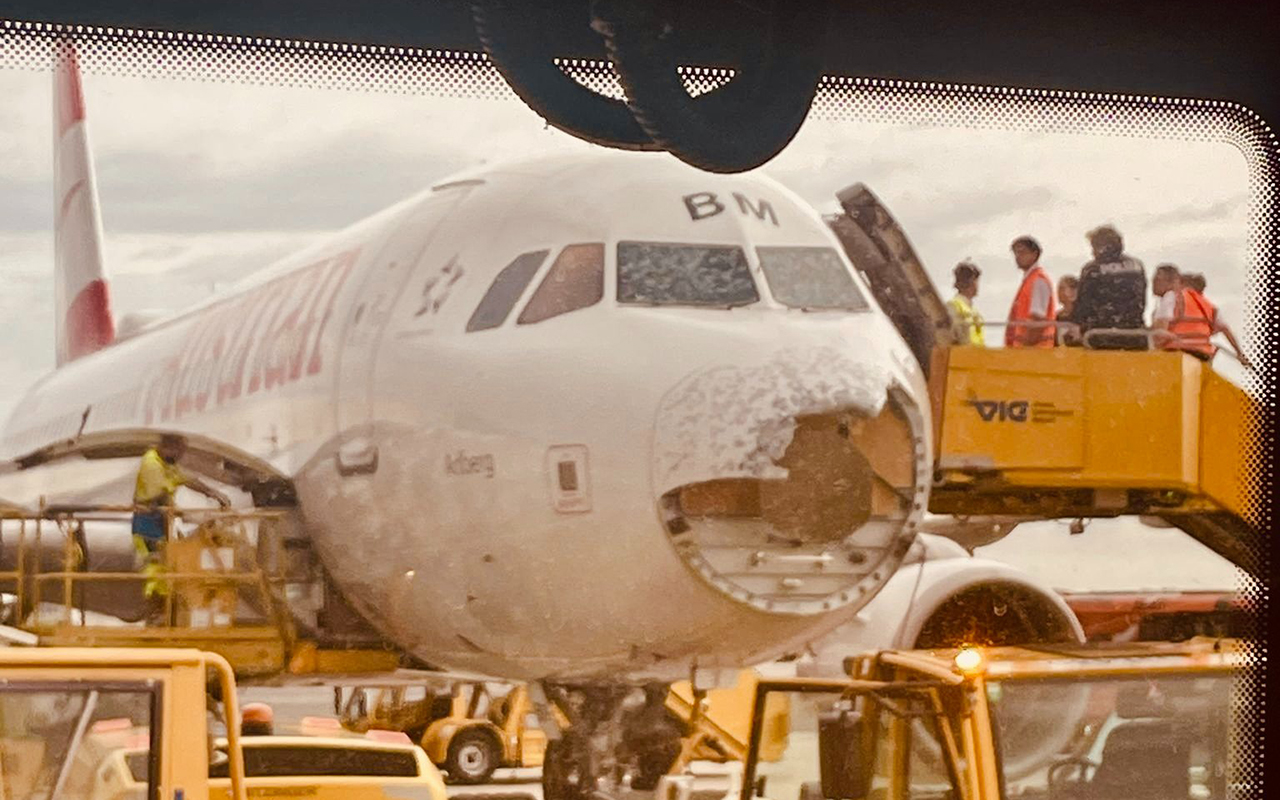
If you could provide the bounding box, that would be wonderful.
[946,261,986,346]
[133,434,230,601]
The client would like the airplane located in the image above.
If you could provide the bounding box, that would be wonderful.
[0,45,1083,797]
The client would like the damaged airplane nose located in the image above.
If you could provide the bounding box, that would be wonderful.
[653,346,930,615]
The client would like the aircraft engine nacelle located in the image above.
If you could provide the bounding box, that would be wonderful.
[800,535,1087,781]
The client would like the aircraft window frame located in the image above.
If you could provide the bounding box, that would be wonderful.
[616,240,760,308]
[517,242,606,325]
[755,245,873,312]
[465,249,550,332]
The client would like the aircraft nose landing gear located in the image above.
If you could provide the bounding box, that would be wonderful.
[541,683,685,800]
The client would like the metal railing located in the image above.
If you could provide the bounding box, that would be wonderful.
[954,319,1079,340]
[951,318,1247,365]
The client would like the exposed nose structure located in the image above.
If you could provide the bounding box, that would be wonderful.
[653,346,929,615]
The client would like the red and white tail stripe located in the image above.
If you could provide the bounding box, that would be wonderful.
[53,41,115,365]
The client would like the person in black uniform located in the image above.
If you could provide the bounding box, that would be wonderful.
[1070,225,1148,349]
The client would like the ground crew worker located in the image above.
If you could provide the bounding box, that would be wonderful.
[241,702,275,736]
[1056,275,1079,345]
[1071,225,1147,349]
[1187,272,1249,368]
[1005,236,1056,348]
[1152,264,1252,368]
[946,261,985,345]
[1151,264,1210,359]
[133,434,230,599]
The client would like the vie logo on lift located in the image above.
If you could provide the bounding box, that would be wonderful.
[967,399,1029,423]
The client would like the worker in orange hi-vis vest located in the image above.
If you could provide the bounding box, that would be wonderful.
[1178,272,1249,367]
[1151,264,1253,369]
[1005,236,1057,348]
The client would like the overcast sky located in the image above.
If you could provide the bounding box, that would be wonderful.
[0,48,1256,590]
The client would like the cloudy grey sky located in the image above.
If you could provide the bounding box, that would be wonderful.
[0,49,1255,590]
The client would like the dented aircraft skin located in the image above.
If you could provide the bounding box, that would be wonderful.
[1,55,934,682]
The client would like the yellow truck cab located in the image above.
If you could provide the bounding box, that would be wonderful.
[0,646,446,800]
[739,638,1243,800]
[0,646,247,800]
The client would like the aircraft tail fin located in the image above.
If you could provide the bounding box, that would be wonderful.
[53,41,115,365]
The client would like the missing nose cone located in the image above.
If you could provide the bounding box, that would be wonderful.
[674,408,908,544]
[761,407,913,542]
[653,349,929,615]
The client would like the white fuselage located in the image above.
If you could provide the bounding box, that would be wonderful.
[1,152,931,682]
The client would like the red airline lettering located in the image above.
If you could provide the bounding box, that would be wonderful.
[142,247,362,424]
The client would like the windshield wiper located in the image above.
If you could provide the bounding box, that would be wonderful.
[51,690,100,798]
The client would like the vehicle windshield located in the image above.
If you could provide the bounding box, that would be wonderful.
[756,246,870,311]
[0,686,155,800]
[743,686,961,800]
[617,241,759,307]
[988,672,1238,800]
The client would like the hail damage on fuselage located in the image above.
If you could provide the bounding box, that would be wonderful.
[654,346,927,616]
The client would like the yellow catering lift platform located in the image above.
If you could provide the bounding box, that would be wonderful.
[929,345,1261,573]
[828,181,1262,578]
[0,503,401,677]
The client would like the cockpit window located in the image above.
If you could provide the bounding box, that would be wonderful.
[466,250,548,331]
[617,241,758,307]
[518,243,605,325]
[756,246,871,311]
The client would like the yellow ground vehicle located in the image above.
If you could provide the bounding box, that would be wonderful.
[336,679,548,783]
[94,734,447,800]
[739,639,1243,800]
[336,670,791,785]
[0,647,248,800]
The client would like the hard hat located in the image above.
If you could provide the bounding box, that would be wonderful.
[242,702,275,724]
